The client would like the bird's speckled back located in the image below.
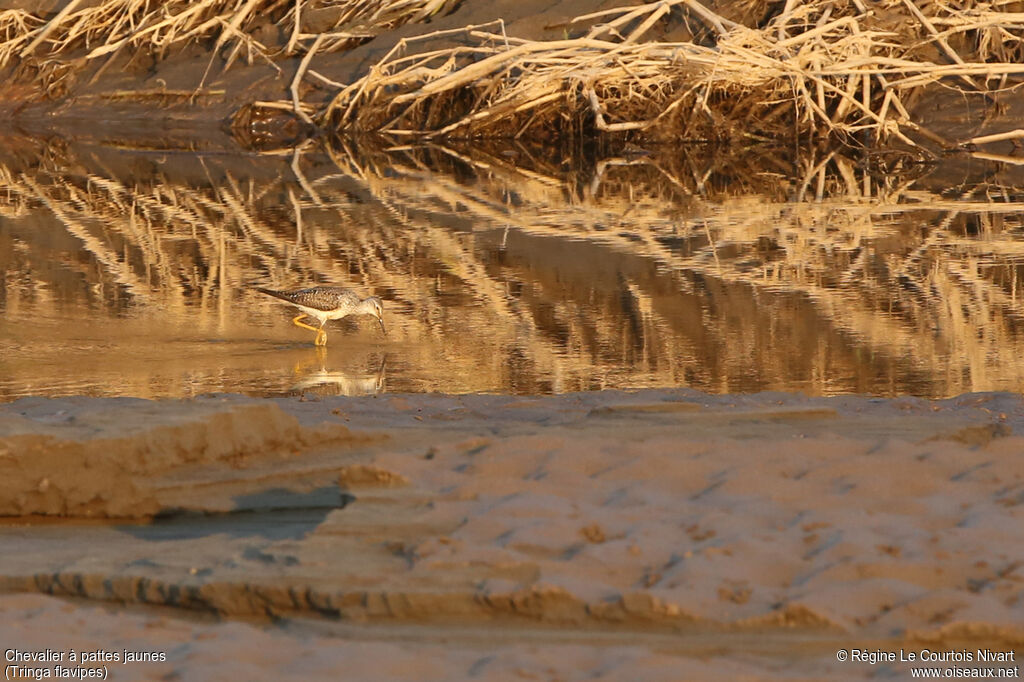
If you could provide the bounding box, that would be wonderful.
[262,286,361,312]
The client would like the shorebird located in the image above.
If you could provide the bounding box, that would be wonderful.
[256,286,385,346]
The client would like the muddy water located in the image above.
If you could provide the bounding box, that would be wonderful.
[3,137,1024,399]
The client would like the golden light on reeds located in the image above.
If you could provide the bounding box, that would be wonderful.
[0,0,461,100]
[2,1,1022,154]
[308,0,1024,150]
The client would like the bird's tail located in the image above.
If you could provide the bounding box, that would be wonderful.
[255,287,290,302]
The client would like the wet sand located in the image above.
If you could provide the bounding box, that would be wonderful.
[1,390,1021,679]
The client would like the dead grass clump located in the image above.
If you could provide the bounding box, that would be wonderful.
[0,0,460,93]
[317,0,1024,149]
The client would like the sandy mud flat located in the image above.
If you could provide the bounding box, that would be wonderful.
[0,389,1021,680]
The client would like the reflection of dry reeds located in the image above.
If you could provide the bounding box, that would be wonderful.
[4,139,1024,396]
[323,141,1024,395]
[316,0,1024,149]
[0,142,635,393]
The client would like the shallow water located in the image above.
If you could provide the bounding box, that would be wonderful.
[3,136,1024,399]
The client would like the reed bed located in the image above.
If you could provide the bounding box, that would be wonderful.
[0,0,458,91]
[4,0,1023,153]
[315,0,1024,149]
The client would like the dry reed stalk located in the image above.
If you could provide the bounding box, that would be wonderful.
[291,34,325,125]
[18,0,81,58]
[963,129,1024,146]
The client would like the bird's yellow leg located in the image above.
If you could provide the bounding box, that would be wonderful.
[291,313,320,333]
[313,318,329,346]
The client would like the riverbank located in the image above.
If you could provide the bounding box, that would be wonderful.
[2,0,1024,156]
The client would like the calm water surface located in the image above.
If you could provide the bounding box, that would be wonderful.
[3,136,1024,399]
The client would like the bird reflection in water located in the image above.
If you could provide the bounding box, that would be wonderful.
[291,349,387,396]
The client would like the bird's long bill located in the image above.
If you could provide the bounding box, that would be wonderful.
[378,316,387,335]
